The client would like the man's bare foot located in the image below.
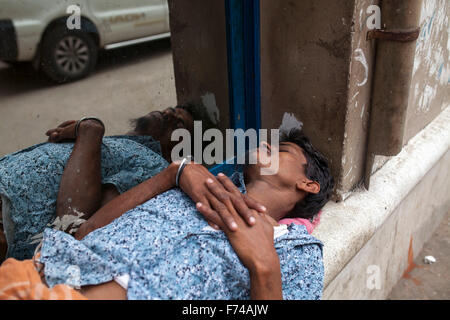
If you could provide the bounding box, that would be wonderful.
[46,119,104,143]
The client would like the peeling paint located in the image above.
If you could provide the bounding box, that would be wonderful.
[359,9,364,31]
[200,92,220,125]
[351,91,360,101]
[418,84,437,113]
[343,166,353,179]
[412,0,449,115]
[355,48,368,87]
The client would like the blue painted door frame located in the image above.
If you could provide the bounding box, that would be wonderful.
[210,0,261,176]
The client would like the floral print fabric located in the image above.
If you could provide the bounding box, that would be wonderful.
[0,135,168,260]
[38,173,324,300]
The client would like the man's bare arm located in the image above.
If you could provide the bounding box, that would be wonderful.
[75,160,266,240]
[75,162,179,240]
[249,257,283,300]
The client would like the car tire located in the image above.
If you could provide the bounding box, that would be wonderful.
[40,25,98,83]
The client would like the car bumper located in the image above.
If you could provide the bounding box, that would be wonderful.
[0,19,18,60]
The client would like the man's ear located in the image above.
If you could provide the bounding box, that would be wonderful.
[296,179,320,194]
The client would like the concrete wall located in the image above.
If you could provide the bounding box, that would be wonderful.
[404,0,450,143]
[336,0,379,196]
[169,0,377,199]
[168,0,230,132]
[260,0,356,197]
[260,0,449,197]
[168,0,449,200]
[369,0,449,183]
[323,150,449,299]
[314,107,450,298]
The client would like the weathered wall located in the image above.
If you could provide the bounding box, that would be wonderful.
[168,0,382,199]
[168,0,449,198]
[404,0,450,143]
[337,0,379,195]
[168,0,229,132]
[260,0,355,198]
[323,149,450,299]
[313,107,450,296]
[369,0,449,179]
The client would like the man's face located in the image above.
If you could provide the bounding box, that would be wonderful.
[134,107,194,158]
[245,141,309,190]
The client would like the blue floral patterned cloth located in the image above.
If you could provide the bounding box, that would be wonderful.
[0,135,168,260]
[38,173,324,300]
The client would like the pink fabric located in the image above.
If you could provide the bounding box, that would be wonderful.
[278,211,322,234]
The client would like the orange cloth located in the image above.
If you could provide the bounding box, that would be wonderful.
[0,258,87,300]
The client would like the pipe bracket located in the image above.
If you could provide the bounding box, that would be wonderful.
[367,28,421,42]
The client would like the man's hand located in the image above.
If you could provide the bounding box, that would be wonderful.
[178,163,266,231]
[223,210,277,271]
[220,207,283,300]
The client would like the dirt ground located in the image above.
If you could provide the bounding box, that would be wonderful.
[388,210,450,300]
[0,38,176,157]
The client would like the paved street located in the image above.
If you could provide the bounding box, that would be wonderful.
[0,38,176,157]
[388,211,450,300]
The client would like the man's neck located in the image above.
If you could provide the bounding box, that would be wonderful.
[245,180,287,222]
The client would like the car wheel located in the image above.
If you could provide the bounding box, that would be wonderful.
[40,25,98,83]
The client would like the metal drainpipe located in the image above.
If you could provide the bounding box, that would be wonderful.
[364,0,422,189]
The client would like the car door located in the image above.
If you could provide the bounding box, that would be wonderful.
[88,0,168,45]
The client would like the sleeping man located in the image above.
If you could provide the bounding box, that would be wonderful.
[0,104,258,260]
[0,115,333,300]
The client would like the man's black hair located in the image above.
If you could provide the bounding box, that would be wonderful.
[280,129,334,220]
[177,103,216,132]
[130,115,151,134]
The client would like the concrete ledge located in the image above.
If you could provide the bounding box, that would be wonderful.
[313,106,450,295]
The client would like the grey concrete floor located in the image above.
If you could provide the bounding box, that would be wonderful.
[0,38,177,157]
[388,210,450,300]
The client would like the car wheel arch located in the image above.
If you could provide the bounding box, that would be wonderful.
[39,16,101,51]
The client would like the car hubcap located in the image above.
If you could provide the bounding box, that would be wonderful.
[55,36,89,75]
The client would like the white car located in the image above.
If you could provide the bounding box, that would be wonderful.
[0,0,170,83]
